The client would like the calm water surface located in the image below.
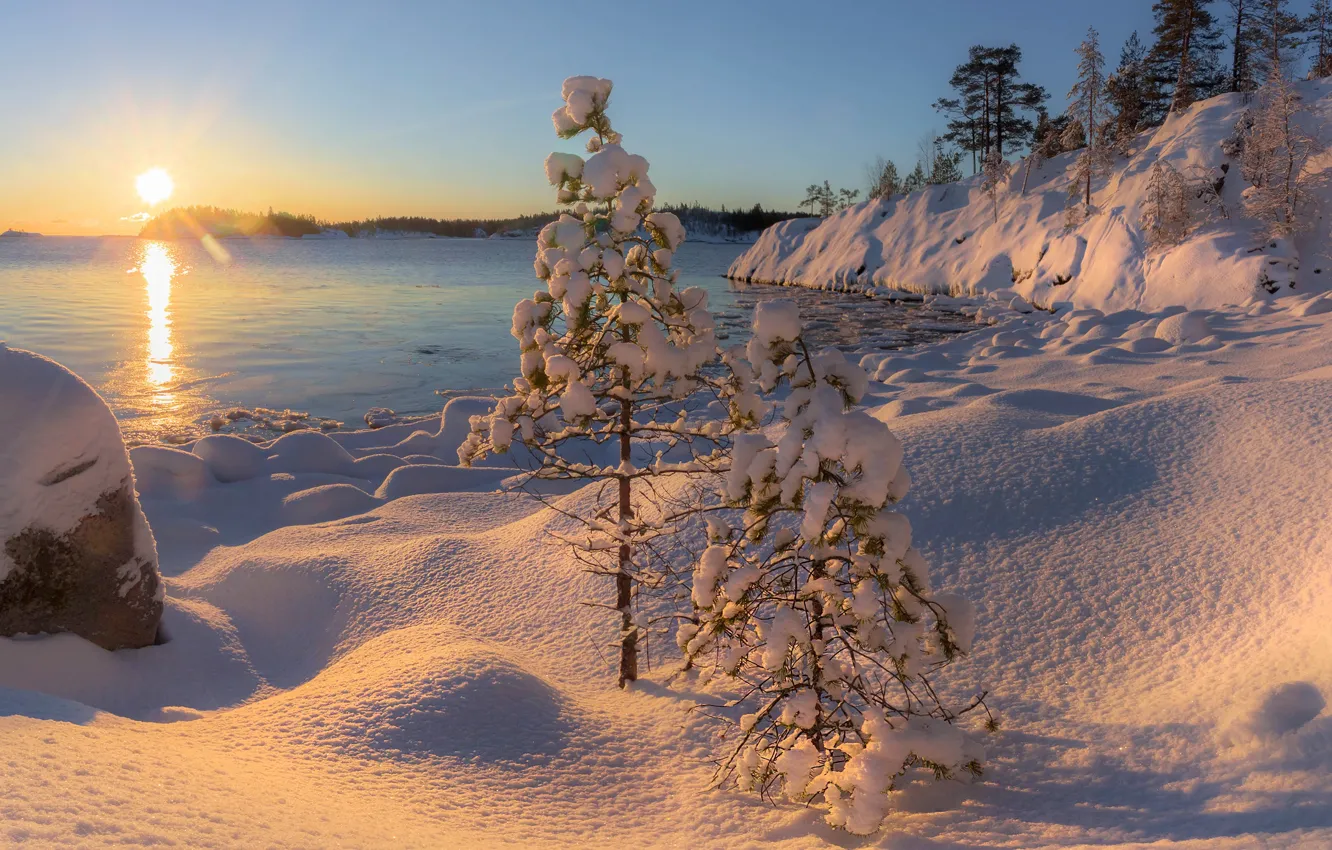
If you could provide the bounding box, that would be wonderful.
[0,236,971,443]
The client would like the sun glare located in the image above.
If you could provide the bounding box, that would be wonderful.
[136,168,174,206]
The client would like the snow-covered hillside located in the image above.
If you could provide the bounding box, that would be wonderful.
[730,80,1332,312]
[2,293,1330,847]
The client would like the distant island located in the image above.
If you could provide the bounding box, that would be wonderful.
[137,203,805,242]
[1,229,41,237]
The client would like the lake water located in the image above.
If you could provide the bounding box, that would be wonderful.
[0,236,972,444]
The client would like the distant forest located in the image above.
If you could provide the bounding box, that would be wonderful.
[139,202,805,240]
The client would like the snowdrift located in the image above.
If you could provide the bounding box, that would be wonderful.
[730,80,1332,312]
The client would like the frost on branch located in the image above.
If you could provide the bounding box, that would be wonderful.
[459,77,745,687]
[683,302,992,835]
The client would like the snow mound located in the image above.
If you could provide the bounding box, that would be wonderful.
[267,430,357,476]
[730,81,1332,312]
[374,464,512,500]
[1295,294,1332,317]
[252,627,575,764]
[1155,310,1212,345]
[130,445,212,499]
[192,434,266,483]
[282,483,378,526]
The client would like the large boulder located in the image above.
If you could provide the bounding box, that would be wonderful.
[0,346,163,650]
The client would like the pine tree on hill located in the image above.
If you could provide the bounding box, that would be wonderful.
[902,161,928,194]
[1067,26,1115,218]
[1227,0,1262,92]
[1107,31,1152,151]
[1147,0,1226,117]
[865,157,900,200]
[928,142,964,185]
[934,44,1047,173]
[1250,0,1307,80]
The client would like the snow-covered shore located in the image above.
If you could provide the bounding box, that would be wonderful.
[2,289,1329,846]
[730,80,1332,313]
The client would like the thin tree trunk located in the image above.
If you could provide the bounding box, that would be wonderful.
[1283,108,1296,227]
[1087,83,1096,209]
[1174,7,1196,111]
[1316,7,1326,75]
[617,397,637,688]
[983,76,992,163]
[807,560,829,754]
[1232,0,1245,93]
[1270,13,1284,80]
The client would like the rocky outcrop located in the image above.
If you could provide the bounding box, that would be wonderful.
[0,345,163,649]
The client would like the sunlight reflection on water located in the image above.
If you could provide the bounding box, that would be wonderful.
[99,240,215,441]
[141,242,176,389]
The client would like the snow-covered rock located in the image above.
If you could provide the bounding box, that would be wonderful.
[0,346,162,650]
[363,407,397,429]
[730,80,1332,312]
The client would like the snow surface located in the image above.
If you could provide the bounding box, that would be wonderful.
[2,299,1332,845]
[730,80,1332,313]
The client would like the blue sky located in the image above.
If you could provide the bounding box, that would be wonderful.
[1,0,1162,233]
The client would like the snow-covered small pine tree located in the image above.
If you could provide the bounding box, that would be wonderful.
[681,301,992,836]
[1241,69,1325,235]
[981,150,1012,223]
[1142,160,1191,246]
[460,76,738,688]
[1066,26,1114,219]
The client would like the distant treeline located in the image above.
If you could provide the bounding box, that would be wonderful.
[139,203,806,240]
[139,206,325,239]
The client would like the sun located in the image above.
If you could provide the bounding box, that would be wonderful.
[136,168,174,206]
